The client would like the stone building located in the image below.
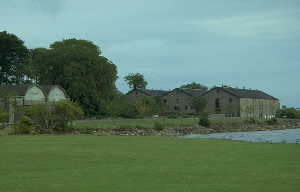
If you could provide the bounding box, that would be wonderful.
[203,86,280,118]
[162,88,207,114]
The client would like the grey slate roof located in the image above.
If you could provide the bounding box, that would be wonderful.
[135,88,169,97]
[179,88,207,97]
[0,85,36,96]
[216,87,278,100]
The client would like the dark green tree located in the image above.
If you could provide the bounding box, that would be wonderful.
[33,39,118,115]
[27,48,49,83]
[190,96,207,114]
[180,82,208,90]
[0,31,30,85]
[124,73,147,89]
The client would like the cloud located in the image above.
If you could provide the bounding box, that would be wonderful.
[189,11,300,39]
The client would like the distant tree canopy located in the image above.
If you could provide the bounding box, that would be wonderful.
[0,31,30,85]
[30,39,118,115]
[124,73,147,89]
[180,82,208,90]
[190,96,207,115]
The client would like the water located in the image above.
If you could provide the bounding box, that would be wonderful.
[182,129,300,143]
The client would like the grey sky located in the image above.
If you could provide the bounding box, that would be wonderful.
[1,0,299,107]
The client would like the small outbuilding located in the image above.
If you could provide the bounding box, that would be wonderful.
[0,85,47,123]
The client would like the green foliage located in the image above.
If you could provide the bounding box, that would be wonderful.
[14,116,34,134]
[190,96,207,114]
[276,108,300,119]
[24,103,52,132]
[135,96,160,116]
[180,82,208,90]
[52,101,84,132]
[153,122,166,131]
[198,116,210,127]
[27,48,49,83]
[24,100,83,133]
[0,108,8,124]
[0,31,30,85]
[106,95,138,118]
[124,73,147,89]
[30,39,117,115]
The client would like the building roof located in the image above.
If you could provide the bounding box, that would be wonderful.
[129,88,169,97]
[210,87,278,100]
[0,84,38,96]
[178,88,207,97]
[40,85,67,96]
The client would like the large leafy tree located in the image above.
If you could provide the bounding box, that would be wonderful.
[33,39,118,115]
[190,96,207,115]
[0,31,29,85]
[124,73,147,89]
[180,82,208,90]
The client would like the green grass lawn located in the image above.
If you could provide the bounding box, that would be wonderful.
[0,136,299,192]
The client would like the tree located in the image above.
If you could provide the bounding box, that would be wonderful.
[27,48,49,83]
[190,96,207,114]
[0,31,30,85]
[180,82,208,90]
[124,73,147,89]
[135,96,159,116]
[32,39,118,115]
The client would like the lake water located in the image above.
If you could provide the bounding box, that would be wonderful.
[182,129,300,143]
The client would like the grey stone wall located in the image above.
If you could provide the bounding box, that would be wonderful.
[204,88,240,116]
[126,90,149,103]
[162,90,195,114]
[239,98,280,118]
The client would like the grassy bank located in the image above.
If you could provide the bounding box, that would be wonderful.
[0,135,299,192]
[73,117,249,130]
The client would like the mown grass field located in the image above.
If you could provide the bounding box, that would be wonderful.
[0,135,299,192]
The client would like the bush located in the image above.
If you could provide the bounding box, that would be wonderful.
[199,116,210,127]
[153,122,166,131]
[15,116,34,134]
[276,108,300,119]
[0,108,9,126]
[52,100,84,132]
[106,96,138,118]
[24,100,83,133]
[267,118,278,125]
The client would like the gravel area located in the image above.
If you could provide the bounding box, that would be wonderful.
[182,128,300,143]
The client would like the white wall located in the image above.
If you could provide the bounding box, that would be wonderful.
[24,86,46,104]
[48,87,67,102]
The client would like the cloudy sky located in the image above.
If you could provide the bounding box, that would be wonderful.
[1,0,299,107]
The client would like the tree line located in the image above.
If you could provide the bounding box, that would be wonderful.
[0,31,117,115]
[1,31,209,117]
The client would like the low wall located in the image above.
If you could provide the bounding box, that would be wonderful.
[81,119,300,136]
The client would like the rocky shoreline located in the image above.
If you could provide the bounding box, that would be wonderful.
[81,119,300,137]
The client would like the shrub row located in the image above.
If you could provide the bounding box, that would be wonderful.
[14,100,83,134]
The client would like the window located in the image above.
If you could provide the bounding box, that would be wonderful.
[215,98,221,113]
[185,105,188,110]
[229,98,233,103]
[163,99,167,103]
